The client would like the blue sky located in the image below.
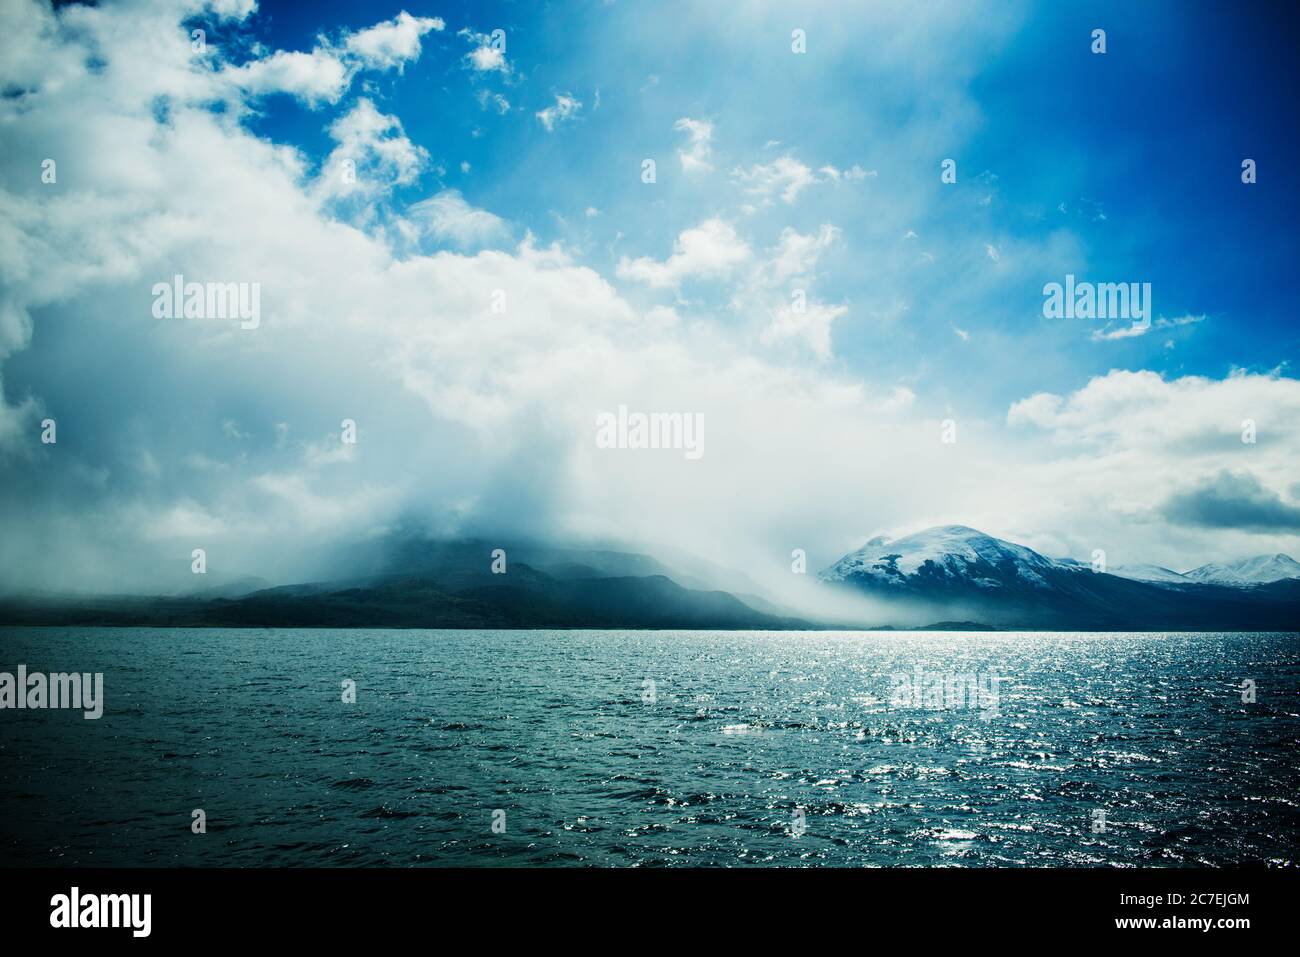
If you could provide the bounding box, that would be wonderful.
[232,0,1299,412]
[2,0,1299,592]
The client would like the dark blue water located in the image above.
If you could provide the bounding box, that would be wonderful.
[0,628,1296,867]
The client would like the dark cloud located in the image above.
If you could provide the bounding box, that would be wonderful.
[1162,470,1300,533]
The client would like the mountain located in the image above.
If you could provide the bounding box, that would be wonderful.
[4,529,1297,632]
[0,539,815,631]
[1184,553,1300,586]
[820,525,1300,630]
[822,525,1061,592]
[1107,563,1191,584]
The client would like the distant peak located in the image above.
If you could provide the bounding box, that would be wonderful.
[863,525,1013,550]
[903,524,994,541]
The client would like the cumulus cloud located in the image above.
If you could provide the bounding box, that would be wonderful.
[314,98,427,203]
[344,11,444,71]
[222,49,351,106]
[459,29,509,74]
[1007,369,1300,453]
[220,10,445,107]
[615,219,751,288]
[1002,369,1300,566]
[470,46,504,71]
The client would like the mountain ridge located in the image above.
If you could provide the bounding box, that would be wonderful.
[1183,553,1300,586]
[2,529,1296,632]
[819,525,1300,630]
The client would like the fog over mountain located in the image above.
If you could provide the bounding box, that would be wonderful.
[4,523,1295,632]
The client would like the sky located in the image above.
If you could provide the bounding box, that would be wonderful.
[0,0,1298,595]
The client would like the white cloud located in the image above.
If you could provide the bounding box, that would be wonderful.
[469,46,504,72]
[761,301,848,360]
[207,0,258,19]
[344,12,444,71]
[1001,369,1300,564]
[717,224,846,359]
[1007,369,1298,451]
[410,190,511,248]
[460,29,509,74]
[674,117,713,172]
[731,154,860,205]
[223,49,351,106]
[314,99,427,203]
[767,224,840,284]
[220,11,445,107]
[1091,312,1206,343]
[477,90,510,114]
[819,164,876,182]
[536,93,582,131]
[732,155,822,204]
[615,219,751,288]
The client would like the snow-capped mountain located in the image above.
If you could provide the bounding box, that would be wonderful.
[1183,553,1300,586]
[819,525,1300,630]
[820,525,1062,591]
[1106,563,1191,584]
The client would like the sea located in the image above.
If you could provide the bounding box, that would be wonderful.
[1,628,1296,867]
